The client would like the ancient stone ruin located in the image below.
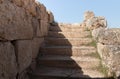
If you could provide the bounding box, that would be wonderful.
[0,0,120,79]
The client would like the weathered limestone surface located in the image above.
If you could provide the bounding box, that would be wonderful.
[83,11,107,30]
[84,11,95,20]
[11,0,37,16]
[0,0,54,79]
[85,11,120,78]
[92,27,105,41]
[91,21,120,77]
[0,0,33,40]
[98,28,120,45]
[97,43,120,77]
[48,11,54,23]
[0,0,119,78]
[32,38,44,59]
[40,20,49,37]
[15,40,32,73]
[0,42,17,79]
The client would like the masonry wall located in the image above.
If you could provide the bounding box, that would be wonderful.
[0,1,120,79]
[83,11,120,78]
[93,28,120,78]
[0,0,54,79]
[82,11,120,78]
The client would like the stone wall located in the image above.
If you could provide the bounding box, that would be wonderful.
[95,28,120,78]
[82,11,107,30]
[0,1,120,78]
[0,0,54,79]
[84,11,120,78]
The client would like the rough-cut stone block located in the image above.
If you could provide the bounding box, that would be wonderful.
[36,1,41,19]
[32,38,44,59]
[0,0,3,4]
[15,40,32,73]
[18,70,29,79]
[0,1,33,41]
[32,17,41,37]
[97,43,120,77]
[84,11,95,20]
[92,27,105,41]
[98,28,120,45]
[39,20,49,37]
[40,4,48,21]
[22,0,37,16]
[0,42,17,79]
[86,16,107,30]
[11,0,23,7]
[48,11,54,23]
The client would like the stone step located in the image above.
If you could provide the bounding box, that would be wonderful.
[49,26,87,32]
[40,46,96,56]
[38,55,100,68]
[31,67,105,79]
[48,31,91,38]
[45,37,93,46]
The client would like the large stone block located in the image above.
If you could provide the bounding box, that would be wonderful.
[31,16,49,37]
[15,40,32,73]
[18,70,29,79]
[39,20,49,37]
[48,11,54,23]
[98,28,120,45]
[0,0,33,41]
[35,1,41,19]
[31,17,41,37]
[11,0,22,7]
[0,42,17,79]
[86,16,107,30]
[23,0,37,16]
[92,27,105,41]
[84,11,95,20]
[97,43,120,77]
[40,4,48,21]
[83,11,107,30]
[32,38,44,59]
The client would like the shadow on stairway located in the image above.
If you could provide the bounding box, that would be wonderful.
[29,23,114,79]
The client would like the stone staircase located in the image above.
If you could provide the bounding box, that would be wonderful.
[30,24,110,79]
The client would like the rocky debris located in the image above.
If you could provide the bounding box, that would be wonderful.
[82,11,107,30]
[84,11,95,20]
[86,16,107,30]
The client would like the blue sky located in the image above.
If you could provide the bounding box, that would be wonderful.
[38,0,120,28]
